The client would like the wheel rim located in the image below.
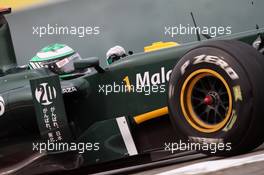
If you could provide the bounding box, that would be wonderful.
[180,69,233,133]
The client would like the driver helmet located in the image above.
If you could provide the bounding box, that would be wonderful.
[29,43,82,78]
[106,45,127,65]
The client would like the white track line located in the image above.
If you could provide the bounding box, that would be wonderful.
[156,153,264,175]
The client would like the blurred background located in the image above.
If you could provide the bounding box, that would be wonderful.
[0,0,263,66]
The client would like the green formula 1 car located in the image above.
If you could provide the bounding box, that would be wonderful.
[1,6,264,174]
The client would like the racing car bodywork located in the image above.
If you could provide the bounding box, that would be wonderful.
[1,6,264,174]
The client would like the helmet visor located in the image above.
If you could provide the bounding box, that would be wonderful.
[29,53,82,75]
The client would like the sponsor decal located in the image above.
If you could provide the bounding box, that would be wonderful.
[35,83,57,106]
[181,54,239,80]
[0,96,5,117]
[98,66,171,95]
[62,86,77,94]
[117,67,171,95]
[123,76,132,92]
[56,58,70,68]
[135,67,172,87]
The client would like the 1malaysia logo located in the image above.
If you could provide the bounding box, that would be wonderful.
[35,83,57,106]
[0,96,5,117]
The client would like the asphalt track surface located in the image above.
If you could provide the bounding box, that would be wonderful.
[1,142,263,174]
[134,149,264,175]
[93,144,264,175]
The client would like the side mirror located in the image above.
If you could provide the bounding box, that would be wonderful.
[74,57,105,73]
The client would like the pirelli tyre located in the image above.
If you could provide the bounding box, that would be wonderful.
[168,40,264,156]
